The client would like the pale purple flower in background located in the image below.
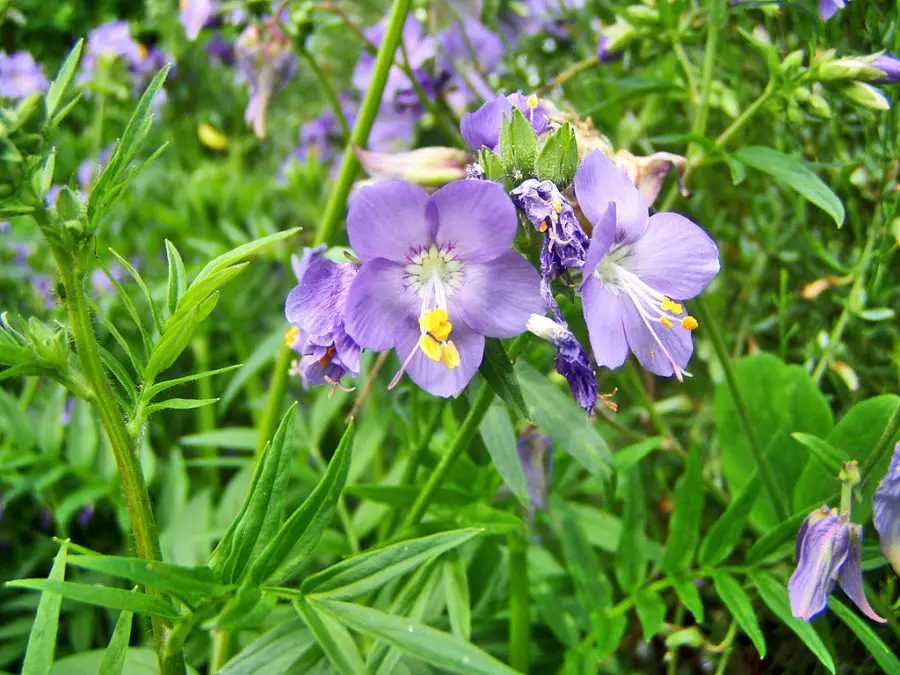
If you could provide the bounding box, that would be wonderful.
[76,504,95,528]
[873,443,900,576]
[0,51,48,98]
[61,398,74,426]
[501,0,586,41]
[344,179,542,397]
[871,54,900,84]
[90,261,127,294]
[131,46,171,100]
[285,246,361,387]
[526,314,597,413]
[78,145,114,192]
[575,152,719,379]
[78,21,144,84]
[236,18,296,138]
[437,18,503,107]
[13,244,29,268]
[180,0,217,41]
[519,428,554,516]
[33,275,55,309]
[819,0,846,20]
[0,221,9,234]
[788,505,884,622]
[460,92,549,153]
[206,34,236,67]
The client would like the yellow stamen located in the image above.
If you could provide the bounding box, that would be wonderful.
[551,197,563,214]
[538,222,549,233]
[661,296,684,314]
[284,327,299,347]
[682,316,699,331]
[660,315,674,329]
[419,308,453,342]
[527,93,539,108]
[441,341,460,369]
[419,334,442,362]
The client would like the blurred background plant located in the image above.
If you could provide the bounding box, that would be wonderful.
[0,0,898,673]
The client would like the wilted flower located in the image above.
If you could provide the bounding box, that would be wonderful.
[285,246,361,387]
[355,146,469,187]
[0,51,48,98]
[575,152,719,379]
[819,0,846,21]
[518,428,554,515]
[873,442,900,576]
[789,505,885,622]
[460,92,549,153]
[344,179,542,397]
[79,21,144,84]
[180,0,217,41]
[613,150,690,206]
[236,18,296,138]
[526,314,597,413]
[871,54,900,84]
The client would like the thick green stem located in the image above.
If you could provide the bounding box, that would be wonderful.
[508,529,530,673]
[695,296,788,520]
[314,0,413,246]
[255,341,292,459]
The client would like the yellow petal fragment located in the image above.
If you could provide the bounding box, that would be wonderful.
[441,340,460,369]
[682,316,699,331]
[660,315,674,329]
[419,308,453,342]
[419,334,442,362]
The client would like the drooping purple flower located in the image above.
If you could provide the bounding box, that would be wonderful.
[285,246,361,387]
[526,314,597,413]
[460,93,549,153]
[206,34,236,67]
[78,21,144,84]
[344,179,543,397]
[0,51,48,98]
[180,0,217,41]
[819,0,846,20]
[518,428,554,515]
[511,178,589,319]
[236,18,296,138]
[871,54,900,84]
[437,18,503,107]
[575,152,719,379]
[788,505,885,622]
[873,442,900,577]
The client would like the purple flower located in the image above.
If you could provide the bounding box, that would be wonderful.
[819,0,846,20]
[788,505,885,622]
[501,0,586,40]
[460,93,549,153]
[180,0,217,41]
[873,442,900,576]
[0,51,48,98]
[33,275,55,309]
[90,261,126,294]
[79,21,143,84]
[518,428,553,515]
[511,178,589,319]
[526,315,597,413]
[575,152,719,379]
[236,18,296,138]
[206,34,235,66]
[344,179,543,397]
[0,221,9,233]
[285,246,361,387]
[76,504,95,527]
[437,18,503,106]
[871,54,900,84]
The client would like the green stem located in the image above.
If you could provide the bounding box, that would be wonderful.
[314,0,413,246]
[712,81,775,149]
[300,48,351,140]
[508,529,530,673]
[691,0,724,141]
[209,630,236,674]
[621,361,684,453]
[695,296,788,520]
[402,383,496,529]
[673,41,699,106]
[255,342,292,459]
[536,56,597,95]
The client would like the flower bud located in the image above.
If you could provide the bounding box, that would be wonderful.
[198,123,228,150]
[354,146,469,188]
[870,54,900,84]
[55,186,86,221]
[817,57,888,83]
[840,81,891,111]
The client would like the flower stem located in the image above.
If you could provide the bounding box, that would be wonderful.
[712,81,775,149]
[314,0,413,246]
[694,296,788,520]
[508,528,530,673]
[536,56,597,95]
[300,48,351,140]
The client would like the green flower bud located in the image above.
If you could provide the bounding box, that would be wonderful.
[817,58,887,83]
[56,186,86,221]
[840,81,890,111]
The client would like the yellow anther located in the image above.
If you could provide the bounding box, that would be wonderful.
[419,334,442,362]
[660,315,674,329]
[138,43,148,60]
[527,94,539,108]
[661,296,684,314]
[538,222,549,233]
[284,327,300,347]
[551,197,563,213]
[682,316,699,331]
[441,341,460,369]
[419,308,453,342]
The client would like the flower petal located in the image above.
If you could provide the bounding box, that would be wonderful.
[347,180,432,263]
[397,317,484,397]
[620,296,694,377]
[838,525,887,623]
[284,259,357,336]
[460,96,511,152]
[581,203,616,279]
[430,180,518,262]
[788,516,850,621]
[453,252,543,338]
[623,212,720,300]
[344,258,418,351]
[581,278,629,370]
[574,151,648,244]
[873,443,900,576]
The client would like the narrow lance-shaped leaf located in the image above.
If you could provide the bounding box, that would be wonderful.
[830,598,900,674]
[662,444,705,573]
[191,228,301,286]
[791,432,847,476]
[165,240,187,317]
[44,39,83,121]
[480,399,529,510]
[479,338,530,421]
[442,550,471,642]
[711,571,766,659]
[21,541,67,675]
[8,579,180,620]
[294,597,365,675]
[699,474,760,568]
[98,604,134,675]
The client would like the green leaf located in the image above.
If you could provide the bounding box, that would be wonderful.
[294,597,365,675]
[711,571,766,659]
[249,422,354,585]
[145,397,219,415]
[791,433,847,476]
[479,339,530,420]
[219,328,282,412]
[209,405,298,583]
[499,107,539,175]
[671,576,704,623]
[180,427,258,452]
[213,584,275,631]
[442,551,471,642]
[662,444,704,573]
[302,529,480,599]
[746,510,807,565]
[611,436,664,474]
[534,123,578,186]
[172,264,246,328]
[98,607,133,675]
[21,541,67,675]
[220,619,317,675]
[165,240,187,317]
[614,470,647,592]
[8,580,180,620]
[478,149,505,181]
[191,228,300,286]
[480,399,529,510]
[316,599,519,675]
[65,399,98,470]
[699,474,759,568]
[749,570,835,673]
[830,597,900,674]
[146,363,242,400]
[558,503,611,610]
[733,146,845,227]
[44,39,83,121]
[633,588,666,641]
[516,362,611,477]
